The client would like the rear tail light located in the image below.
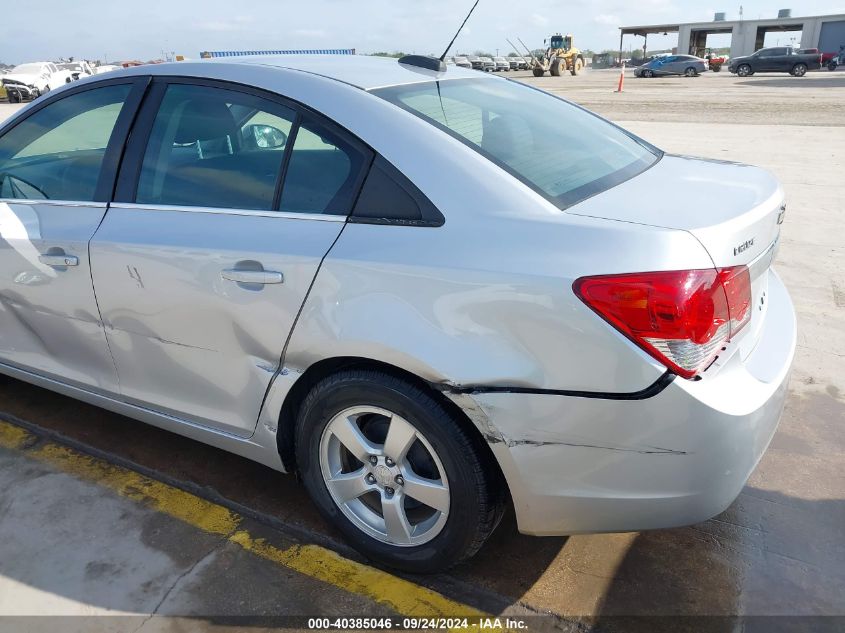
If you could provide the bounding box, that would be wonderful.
[573,266,752,379]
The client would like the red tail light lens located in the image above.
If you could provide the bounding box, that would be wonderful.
[573,266,752,379]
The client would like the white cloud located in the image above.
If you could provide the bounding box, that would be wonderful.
[294,29,329,38]
[594,14,619,26]
[530,13,549,27]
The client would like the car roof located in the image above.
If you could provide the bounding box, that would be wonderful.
[208,54,485,90]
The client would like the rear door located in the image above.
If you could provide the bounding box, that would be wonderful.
[0,79,146,392]
[90,79,372,436]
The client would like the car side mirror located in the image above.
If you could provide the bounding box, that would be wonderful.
[243,124,287,149]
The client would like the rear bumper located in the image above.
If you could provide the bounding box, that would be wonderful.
[467,268,796,535]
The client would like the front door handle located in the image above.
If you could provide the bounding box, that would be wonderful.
[221,269,284,285]
[39,254,79,267]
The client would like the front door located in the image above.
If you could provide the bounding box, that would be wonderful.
[91,80,371,436]
[0,81,143,392]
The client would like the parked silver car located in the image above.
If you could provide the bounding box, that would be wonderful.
[0,55,795,573]
[493,56,511,71]
[634,54,709,77]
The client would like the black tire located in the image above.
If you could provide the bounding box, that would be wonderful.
[791,63,808,77]
[570,57,583,76]
[295,369,505,573]
[642,69,654,78]
[684,66,697,77]
[532,67,545,77]
[550,58,562,77]
[828,61,838,71]
[737,64,752,77]
[8,91,20,104]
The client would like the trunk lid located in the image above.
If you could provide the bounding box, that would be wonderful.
[567,154,785,360]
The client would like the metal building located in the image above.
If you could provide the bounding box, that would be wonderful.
[618,12,845,61]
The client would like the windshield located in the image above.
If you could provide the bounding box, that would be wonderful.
[372,78,659,209]
[12,64,44,75]
[59,63,83,71]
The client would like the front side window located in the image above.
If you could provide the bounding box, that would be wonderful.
[0,84,131,201]
[136,84,296,210]
[373,78,659,209]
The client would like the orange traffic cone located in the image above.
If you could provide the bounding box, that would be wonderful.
[615,62,625,93]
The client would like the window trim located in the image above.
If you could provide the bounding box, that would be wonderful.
[0,76,151,204]
[114,76,375,217]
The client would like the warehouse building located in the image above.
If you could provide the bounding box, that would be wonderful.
[618,10,845,60]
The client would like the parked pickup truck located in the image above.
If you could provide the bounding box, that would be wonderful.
[729,47,822,77]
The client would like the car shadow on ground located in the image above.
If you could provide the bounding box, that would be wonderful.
[738,75,845,89]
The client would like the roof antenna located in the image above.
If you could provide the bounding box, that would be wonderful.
[397,0,480,73]
[440,0,480,61]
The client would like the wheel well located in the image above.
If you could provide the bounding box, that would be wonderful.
[277,357,507,492]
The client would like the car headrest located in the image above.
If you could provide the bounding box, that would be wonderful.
[481,115,534,163]
[173,100,238,145]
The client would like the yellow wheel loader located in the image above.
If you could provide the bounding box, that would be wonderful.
[529,34,585,77]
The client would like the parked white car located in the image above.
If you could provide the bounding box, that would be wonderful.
[3,62,73,98]
[93,64,121,75]
[57,61,94,81]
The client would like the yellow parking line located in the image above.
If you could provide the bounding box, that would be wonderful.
[0,419,485,618]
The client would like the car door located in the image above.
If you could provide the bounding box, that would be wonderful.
[0,78,147,392]
[758,48,784,71]
[90,79,372,436]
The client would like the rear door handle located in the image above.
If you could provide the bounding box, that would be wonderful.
[221,269,284,285]
[39,254,79,267]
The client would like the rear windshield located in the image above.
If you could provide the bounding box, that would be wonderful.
[372,78,659,209]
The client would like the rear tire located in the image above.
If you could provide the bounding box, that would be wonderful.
[295,369,505,573]
[791,63,808,77]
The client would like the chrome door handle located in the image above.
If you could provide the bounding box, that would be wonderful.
[39,254,79,267]
[221,269,284,285]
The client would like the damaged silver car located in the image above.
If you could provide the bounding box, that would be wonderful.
[0,55,795,572]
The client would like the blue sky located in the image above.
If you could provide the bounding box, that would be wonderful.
[2,0,844,63]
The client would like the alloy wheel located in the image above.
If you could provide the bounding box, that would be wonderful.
[319,405,450,546]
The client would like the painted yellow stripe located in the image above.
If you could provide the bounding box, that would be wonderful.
[0,419,486,618]
[0,420,34,449]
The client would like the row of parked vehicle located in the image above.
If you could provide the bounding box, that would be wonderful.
[446,55,530,72]
[1,60,117,102]
[633,46,834,79]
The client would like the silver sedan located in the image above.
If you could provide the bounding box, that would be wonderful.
[0,54,795,572]
[635,54,709,77]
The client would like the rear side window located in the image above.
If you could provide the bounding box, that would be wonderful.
[0,84,131,201]
[136,84,296,210]
[373,78,658,210]
[279,117,370,215]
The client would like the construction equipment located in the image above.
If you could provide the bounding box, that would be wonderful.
[695,47,727,72]
[517,34,584,77]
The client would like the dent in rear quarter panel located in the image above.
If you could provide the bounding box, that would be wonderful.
[281,208,713,395]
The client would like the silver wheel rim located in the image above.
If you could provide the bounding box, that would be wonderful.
[739,65,749,76]
[319,405,450,547]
